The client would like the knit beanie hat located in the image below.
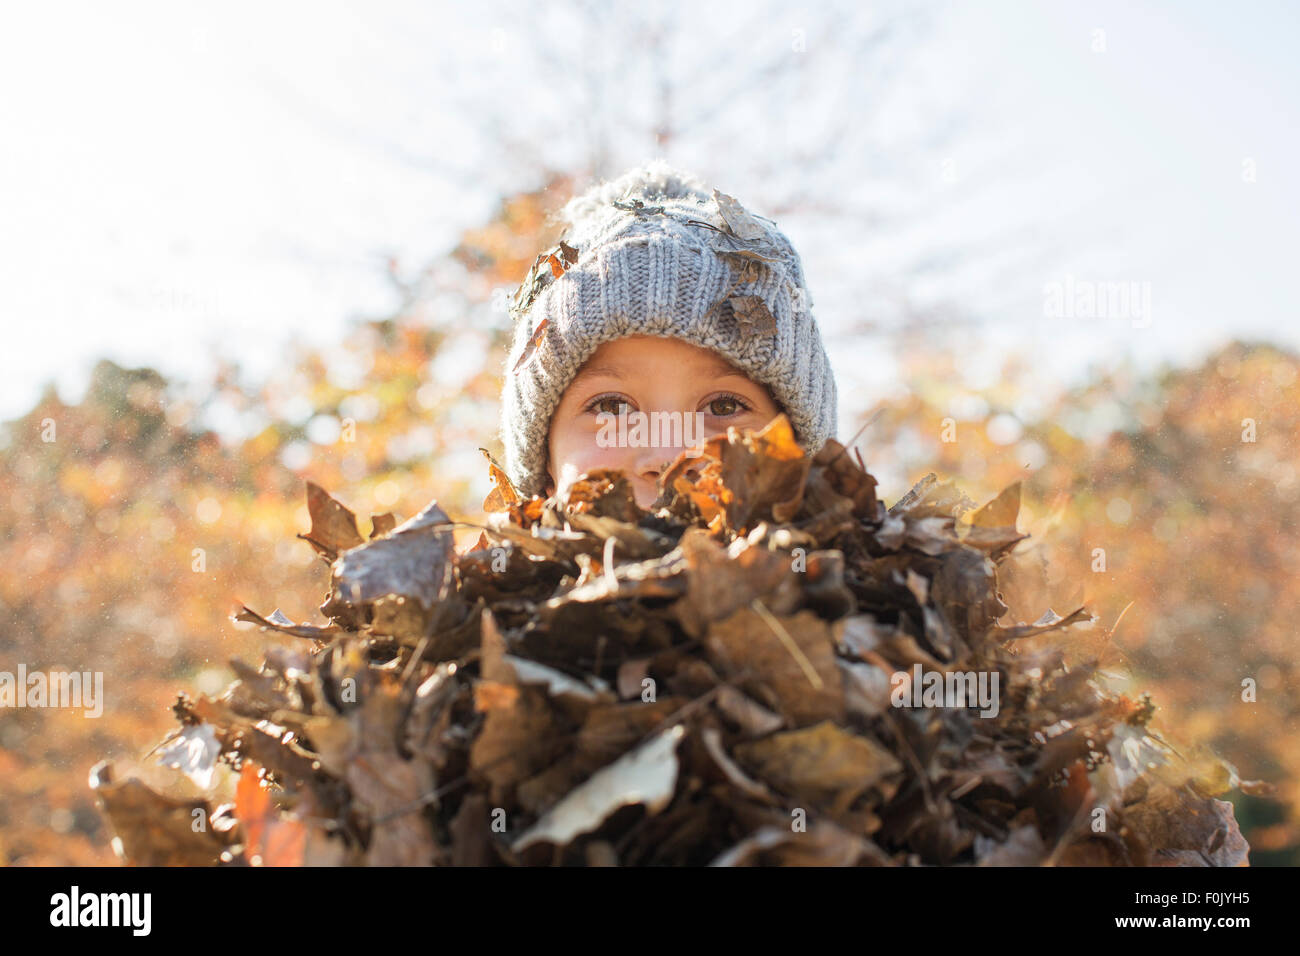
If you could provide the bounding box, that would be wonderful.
[499,159,838,497]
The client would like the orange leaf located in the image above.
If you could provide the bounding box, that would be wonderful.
[474,680,520,712]
[513,317,549,373]
[480,448,520,512]
[235,761,307,866]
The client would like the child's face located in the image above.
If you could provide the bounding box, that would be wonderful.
[545,335,782,508]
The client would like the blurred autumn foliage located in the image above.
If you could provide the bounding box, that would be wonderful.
[1,171,1296,864]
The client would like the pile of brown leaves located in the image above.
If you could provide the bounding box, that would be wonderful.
[91,415,1256,866]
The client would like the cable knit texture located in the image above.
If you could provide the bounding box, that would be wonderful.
[500,159,837,496]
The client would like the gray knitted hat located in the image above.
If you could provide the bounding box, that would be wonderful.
[499,159,838,497]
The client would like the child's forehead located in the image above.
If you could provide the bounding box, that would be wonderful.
[572,352,747,384]
[574,337,744,380]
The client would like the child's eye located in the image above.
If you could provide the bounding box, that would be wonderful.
[584,393,633,416]
[705,393,752,417]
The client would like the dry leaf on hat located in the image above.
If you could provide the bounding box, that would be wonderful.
[728,295,777,336]
[509,241,580,324]
[611,197,665,216]
[545,240,579,277]
[712,188,768,241]
[512,316,549,373]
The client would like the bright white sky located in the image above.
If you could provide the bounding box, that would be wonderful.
[1,0,1297,433]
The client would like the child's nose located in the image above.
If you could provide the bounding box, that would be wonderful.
[634,444,679,477]
[634,456,667,486]
[632,445,679,502]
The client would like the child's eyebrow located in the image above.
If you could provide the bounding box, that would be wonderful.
[701,358,754,380]
[571,364,624,383]
[571,359,753,383]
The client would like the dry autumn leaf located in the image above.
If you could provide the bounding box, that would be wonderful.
[297,481,366,561]
[712,188,768,241]
[728,294,777,336]
[513,316,549,373]
[480,446,520,512]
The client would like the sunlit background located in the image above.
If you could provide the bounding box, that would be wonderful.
[2,0,1298,865]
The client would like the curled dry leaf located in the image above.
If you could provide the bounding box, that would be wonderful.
[509,241,580,324]
[327,497,457,640]
[712,189,769,241]
[480,447,520,513]
[512,317,550,374]
[297,481,366,561]
[89,760,236,866]
[153,723,222,791]
[233,605,343,642]
[512,724,686,853]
